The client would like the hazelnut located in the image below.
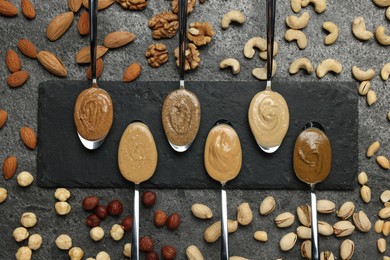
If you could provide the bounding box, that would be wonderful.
[123,243,131,257]
[82,196,99,211]
[96,251,110,260]
[161,245,176,259]
[15,246,32,260]
[0,187,7,203]
[17,171,34,187]
[86,214,101,228]
[94,205,108,219]
[55,201,71,215]
[28,234,42,250]
[69,247,84,260]
[13,227,29,242]
[166,213,180,230]
[55,234,72,250]
[108,199,123,216]
[54,188,71,201]
[139,236,154,252]
[20,212,37,228]
[90,226,104,241]
[142,191,156,207]
[154,210,168,227]
[121,215,133,231]
[146,251,160,260]
[110,224,124,241]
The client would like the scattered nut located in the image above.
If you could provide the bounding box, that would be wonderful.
[96,251,110,260]
[352,66,375,81]
[252,60,277,80]
[15,246,32,260]
[367,90,377,106]
[301,240,312,259]
[289,57,314,74]
[352,17,373,41]
[204,220,238,243]
[379,207,390,219]
[375,219,385,233]
[320,251,335,260]
[146,251,159,260]
[297,204,311,227]
[103,31,135,49]
[317,199,336,214]
[28,234,42,250]
[253,231,268,242]
[0,187,7,203]
[142,191,156,207]
[191,203,212,219]
[352,210,371,232]
[260,196,276,215]
[367,141,380,158]
[148,11,179,39]
[358,81,371,96]
[316,58,343,78]
[117,0,147,10]
[161,245,176,259]
[55,201,71,215]
[139,236,153,252]
[381,190,390,203]
[301,0,326,13]
[285,29,308,49]
[279,232,297,251]
[110,224,124,241]
[384,221,390,236]
[145,43,168,68]
[13,227,29,242]
[357,171,368,185]
[286,12,310,29]
[174,43,200,71]
[56,234,72,250]
[188,22,214,46]
[154,210,168,227]
[337,201,355,220]
[340,239,355,260]
[376,25,390,45]
[171,0,196,14]
[373,0,390,7]
[17,171,34,187]
[69,247,84,260]
[21,212,37,228]
[55,188,71,202]
[360,185,371,203]
[297,226,311,239]
[333,221,355,237]
[259,41,278,60]
[86,214,101,228]
[381,62,390,80]
[237,202,253,225]
[378,238,387,253]
[90,226,104,241]
[220,58,240,75]
[323,21,339,45]
[82,196,99,211]
[244,37,266,59]
[108,199,123,215]
[221,10,245,29]
[123,243,131,257]
[291,0,302,13]
[167,213,180,230]
[121,215,133,231]
[123,63,142,82]
[94,205,108,219]
[275,212,295,228]
[318,221,334,236]
[186,245,204,260]
[377,155,390,169]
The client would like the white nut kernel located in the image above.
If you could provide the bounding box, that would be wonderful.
[275,212,295,228]
[15,246,32,260]
[289,58,314,74]
[383,221,390,236]
[279,232,297,251]
[220,58,240,75]
[204,220,238,243]
[237,202,253,225]
[357,172,368,185]
[297,226,311,239]
[69,247,84,260]
[367,141,380,158]
[286,12,310,30]
[221,10,245,29]
[55,188,71,202]
[377,156,390,169]
[378,238,387,253]
[244,37,266,59]
[285,29,308,49]
[259,196,276,215]
[323,21,339,45]
[291,0,302,13]
[110,224,124,241]
[352,17,373,41]
[352,66,375,81]
[301,0,326,13]
[375,219,385,233]
[13,227,29,242]
[318,221,333,236]
[381,62,390,80]
[340,239,355,260]
[333,221,355,237]
[0,187,7,203]
[96,251,110,260]
[90,226,104,241]
[56,234,72,250]
[55,201,71,215]
[123,243,131,257]
[252,60,277,80]
[28,234,42,250]
[21,212,37,228]
[253,231,268,242]
[191,203,213,219]
[259,41,278,60]
[379,208,390,219]
[381,190,390,203]
[358,81,371,96]
[360,185,371,203]
[186,245,204,260]
[373,0,390,7]
[316,58,343,78]
[17,171,34,187]
[367,90,377,106]
[376,25,390,45]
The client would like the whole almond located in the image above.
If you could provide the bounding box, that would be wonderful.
[7,71,29,88]
[37,51,67,77]
[76,45,108,64]
[20,126,37,149]
[17,39,38,59]
[68,0,82,12]
[2,156,17,180]
[104,31,136,49]
[6,49,22,73]
[21,0,36,20]
[82,0,114,10]
[0,109,7,129]
[77,11,89,36]
[0,1,18,17]
[86,58,104,80]
[123,63,142,82]
[46,12,74,41]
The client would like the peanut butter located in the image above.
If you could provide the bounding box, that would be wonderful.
[118,122,158,184]
[204,123,242,183]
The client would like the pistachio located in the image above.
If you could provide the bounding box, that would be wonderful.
[259,196,276,215]
[367,141,380,157]
[383,221,390,236]
[301,240,311,259]
[378,238,387,253]
[237,202,253,225]
[297,226,311,239]
[377,155,390,170]
[379,207,390,219]
[318,221,333,236]
[336,201,355,220]
[358,81,371,96]
[352,210,371,232]
[317,199,336,214]
[375,219,385,233]
[333,221,355,237]
[357,172,368,185]
[381,190,390,203]
[253,231,268,242]
[320,251,335,260]
[340,239,355,260]
[275,212,295,228]
[279,232,297,251]
[297,204,311,227]
[360,185,371,203]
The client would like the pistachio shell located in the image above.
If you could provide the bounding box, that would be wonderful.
[352,210,371,232]
[375,219,385,233]
[320,251,335,260]
[378,238,387,253]
[301,240,312,259]
[279,232,297,251]
[333,221,355,237]
[318,221,333,236]
[357,171,368,185]
[337,201,355,220]
[259,196,276,215]
[253,231,268,242]
[275,212,295,228]
[297,226,311,239]
[379,207,390,219]
[360,185,371,203]
[340,239,355,260]
[381,190,390,203]
[317,199,336,214]
[297,204,311,227]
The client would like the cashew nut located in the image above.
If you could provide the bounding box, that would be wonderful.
[286,12,310,30]
[381,62,390,80]
[323,21,339,45]
[352,17,373,41]
[285,29,308,49]
[375,25,390,45]
[301,0,326,13]
[352,66,375,81]
[291,0,302,13]
[220,58,240,74]
[316,58,343,79]
[372,0,390,7]
[252,61,277,80]
[259,41,278,60]
[243,37,266,58]
[289,58,314,74]
[221,10,245,29]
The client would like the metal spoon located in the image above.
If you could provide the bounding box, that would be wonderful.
[74,0,113,150]
[293,122,332,260]
[161,0,201,152]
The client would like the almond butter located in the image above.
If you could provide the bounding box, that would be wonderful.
[68,0,82,12]
[17,39,38,59]
[7,71,29,88]
[82,0,115,10]
[76,45,108,64]
[37,51,67,77]
[0,1,18,17]
[6,49,22,73]
[86,58,104,80]
[20,126,37,149]
[104,31,136,49]
[123,63,142,82]
[77,11,89,36]
[2,156,17,180]
[21,0,35,20]
[46,12,74,41]
[0,109,8,129]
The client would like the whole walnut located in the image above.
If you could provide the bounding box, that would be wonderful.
[117,0,147,10]
[171,0,196,14]
[148,11,179,39]
[146,43,169,68]
[187,22,214,46]
[174,43,200,71]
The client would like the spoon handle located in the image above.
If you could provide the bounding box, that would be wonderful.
[131,183,140,260]
[89,0,97,83]
[221,185,229,260]
[178,0,188,88]
[310,187,320,260]
[266,0,276,83]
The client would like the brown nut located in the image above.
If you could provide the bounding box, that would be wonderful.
[142,191,156,207]
[148,11,179,39]
[174,43,200,71]
[108,199,123,216]
[167,213,180,230]
[154,210,168,227]
[121,215,133,231]
[145,43,168,68]
[146,251,159,260]
[161,245,176,259]
[171,0,196,14]
[86,214,101,228]
[82,196,99,211]
[187,22,214,46]
[117,0,147,10]
[139,236,153,252]
[94,205,108,219]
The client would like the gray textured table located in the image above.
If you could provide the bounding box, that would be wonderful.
[0,0,389,259]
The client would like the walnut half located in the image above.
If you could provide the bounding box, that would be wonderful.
[188,22,214,46]
[174,43,200,71]
[117,0,147,10]
[145,43,169,68]
[148,11,179,39]
[171,0,196,14]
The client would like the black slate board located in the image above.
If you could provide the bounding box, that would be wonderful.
[37,80,358,190]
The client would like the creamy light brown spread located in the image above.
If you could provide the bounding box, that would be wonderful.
[293,128,332,184]
[118,122,158,184]
[162,89,201,147]
[248,89,289,148]
[204,124,242,183]
[74,84,113,141]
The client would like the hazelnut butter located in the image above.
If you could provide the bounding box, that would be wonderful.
[118,122,158,184]
[74,85,113,141]
[204,123,242,183]
[248,89,289,148]
[293,127,332,184]
[162,89,201,147]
